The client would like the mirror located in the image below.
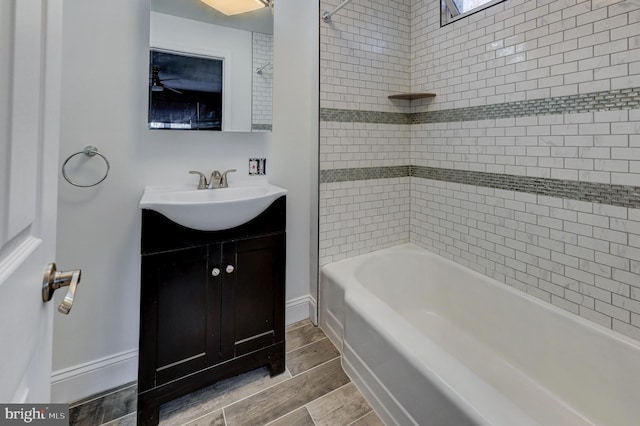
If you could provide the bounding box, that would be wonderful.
[150,0,273,132]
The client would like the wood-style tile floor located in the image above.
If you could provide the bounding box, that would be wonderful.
[69,320,384,426]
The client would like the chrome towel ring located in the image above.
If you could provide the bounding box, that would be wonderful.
[62,146,110,187]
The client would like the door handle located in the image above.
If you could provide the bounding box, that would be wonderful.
[42,263,81,314]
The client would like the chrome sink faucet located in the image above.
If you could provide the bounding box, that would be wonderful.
[210,169,237,188]
[189,169,236,189]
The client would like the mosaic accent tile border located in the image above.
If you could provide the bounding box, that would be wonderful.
[320,108,410,124]
[320,165,640,208]
[411,166,640,208]
[252,124,273,131]
[320,87,640,124]
[320,166,410,183]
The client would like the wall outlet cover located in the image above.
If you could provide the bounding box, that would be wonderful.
[249,158,266,175]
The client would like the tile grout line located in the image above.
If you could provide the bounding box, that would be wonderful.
[262,406,312,426]
[222,407,228,426]
[176,407,227,426]
[285,320,314,332]
[303,380,355,420]
[305,379,353,405]
[178,412,199,426]
[99,412,135,426]
[169,354,343,425]
[289,353,342,378]
[205,369,295,418]
[301,365,382,426]
[220,355,343,424]
[286,336,330,354]
[306,403,319,425]
[69,382,137,408]
[346,409,375,426]
[160,369,293,426]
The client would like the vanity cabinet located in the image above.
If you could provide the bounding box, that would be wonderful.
[137,196,286,426]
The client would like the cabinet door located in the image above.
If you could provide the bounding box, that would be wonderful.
[222,234,285,357]
[140,245,221,389]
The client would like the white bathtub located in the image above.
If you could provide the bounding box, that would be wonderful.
[320,243,640,426]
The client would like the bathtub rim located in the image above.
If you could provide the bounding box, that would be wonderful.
[320,242,640,425]
[321,242,640,352]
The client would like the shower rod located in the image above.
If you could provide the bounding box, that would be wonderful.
[322,0,354,22]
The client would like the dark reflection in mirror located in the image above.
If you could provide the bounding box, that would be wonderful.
[149,50,223,130]
[150,0,273,132]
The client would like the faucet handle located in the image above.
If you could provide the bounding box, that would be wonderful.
[220,169,237,188]
[189,171,208,189]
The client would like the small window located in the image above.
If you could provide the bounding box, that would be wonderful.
[441,0,505,26]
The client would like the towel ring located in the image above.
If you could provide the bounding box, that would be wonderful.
[62,146,110,188]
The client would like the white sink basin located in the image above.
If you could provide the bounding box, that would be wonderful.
[140,184,287,231]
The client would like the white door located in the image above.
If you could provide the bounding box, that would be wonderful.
[0,0,64,402]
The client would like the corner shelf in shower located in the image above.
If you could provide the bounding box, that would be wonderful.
[388,93,436,100]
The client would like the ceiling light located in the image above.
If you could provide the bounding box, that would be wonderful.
[200,0,268,16]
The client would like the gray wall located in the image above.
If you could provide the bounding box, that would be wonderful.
[52,0,318,402]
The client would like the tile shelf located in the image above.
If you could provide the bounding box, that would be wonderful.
[388,93,436,100]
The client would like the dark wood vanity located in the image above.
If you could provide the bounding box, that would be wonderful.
[137,196,286,426]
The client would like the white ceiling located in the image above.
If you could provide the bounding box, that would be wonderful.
[151,0,273,34]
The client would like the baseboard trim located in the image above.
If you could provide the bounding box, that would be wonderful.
[51,349,138,404]
[285,294,314,325]
[308,295,318,325]
[52,295,315,403]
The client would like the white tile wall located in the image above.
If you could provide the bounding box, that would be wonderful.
[320,121,411,170]
[408,0,640,340]
[252,32,273,125]
[321,0,413,112]
[320,177,410,265]
[412,109,640,185]
[411,177,640,341]
[319,0,413,266]
[411,0,640,110]
[320,0,640,340]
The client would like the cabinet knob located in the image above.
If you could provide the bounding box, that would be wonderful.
[211,268,221,277]
[226,265,234,273]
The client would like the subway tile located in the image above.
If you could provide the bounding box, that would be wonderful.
[580,306,613,328]
[596,275,631,297]
[596,299,631,322]
[321,0,640,345]
[612,319,640,341]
